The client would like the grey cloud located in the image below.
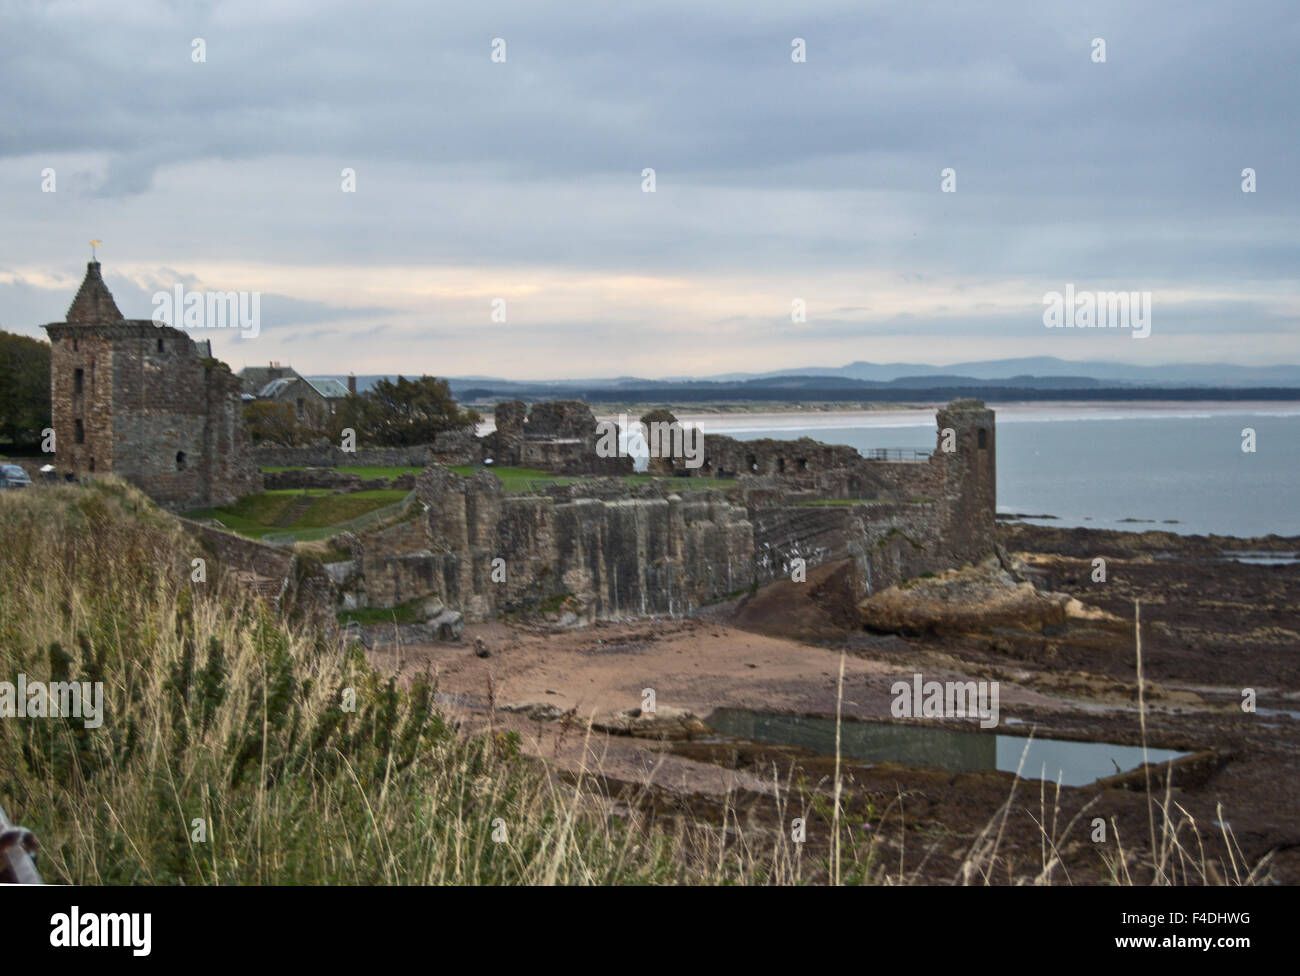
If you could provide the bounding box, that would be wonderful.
[0,0,1295,373]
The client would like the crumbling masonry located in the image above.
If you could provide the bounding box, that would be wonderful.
[338,399,996,621]
[43,262,261,510]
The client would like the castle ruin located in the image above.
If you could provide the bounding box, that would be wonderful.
[336,399,996,620]
[42,262,261,510]
[36,261,997,625]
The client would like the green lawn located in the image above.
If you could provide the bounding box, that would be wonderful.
[447,465,580,492]
[186,488,409,539]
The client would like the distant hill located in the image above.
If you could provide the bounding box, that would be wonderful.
[309,357,1300,404]
[701,358,1300,387]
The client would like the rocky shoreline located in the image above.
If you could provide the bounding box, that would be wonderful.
[364,521,1300,884]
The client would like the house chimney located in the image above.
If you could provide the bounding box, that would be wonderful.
[347,374,357,395]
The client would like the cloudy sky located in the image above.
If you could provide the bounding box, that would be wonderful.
[1,0,1296,378]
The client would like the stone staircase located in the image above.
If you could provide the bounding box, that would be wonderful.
[274,494,317,528]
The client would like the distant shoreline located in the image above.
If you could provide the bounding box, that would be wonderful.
[476,400,1300,432]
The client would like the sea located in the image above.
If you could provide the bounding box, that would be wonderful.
[675,402,1300,539]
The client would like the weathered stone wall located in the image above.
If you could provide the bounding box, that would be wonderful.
[254,400,636,477]
[351,468,967,617]
[689,434,866,479]
[175,516,336,635]
[355,513,439,606]
[43,263,261,512]
[262,468,392,492]
[523,400,598,439]
[252,428,479,468]
[362,511,430,555]
[933,398,997,563]
[48,330,117,472]
[751,501,947,599]
[362,551,443,608]
[487,400,526,465]
[177,516,295,580]
[46,319,261,510]
[482,399,632,475]
[350,467,752,619]
[684,399,996,568]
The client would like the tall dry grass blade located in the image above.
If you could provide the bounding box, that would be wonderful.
[831,650,846,887]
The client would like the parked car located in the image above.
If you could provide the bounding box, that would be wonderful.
[0,464,33,489]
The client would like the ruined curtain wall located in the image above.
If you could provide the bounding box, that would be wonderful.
[361,468,754,620]
[252,429,480,468]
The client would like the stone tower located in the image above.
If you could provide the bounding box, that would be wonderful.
[491,399,526,466]
[42,261,262,511]
[934,398,997,562]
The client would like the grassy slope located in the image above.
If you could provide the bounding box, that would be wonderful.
[0,480,693,884]
[186,489,408,538]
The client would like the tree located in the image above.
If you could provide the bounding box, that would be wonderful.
[243,401,314,446]
[0,330,51,448]
[346,376,480,447]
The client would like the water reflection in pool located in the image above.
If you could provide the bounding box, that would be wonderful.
[705,708,1188,787]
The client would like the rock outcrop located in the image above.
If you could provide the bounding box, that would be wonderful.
[858,558,1074,636]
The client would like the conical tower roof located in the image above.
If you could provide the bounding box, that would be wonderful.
[66,261,123,323]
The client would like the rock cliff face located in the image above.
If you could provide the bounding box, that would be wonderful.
[358,467,753,619]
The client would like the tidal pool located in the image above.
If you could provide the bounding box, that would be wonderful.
[705,708,1188,787]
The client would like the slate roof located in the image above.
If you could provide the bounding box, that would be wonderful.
[304,377,350,399]
[66,262,123,323]
[238,369,351,400]
[237,365,298,395]
[258,377,300,399]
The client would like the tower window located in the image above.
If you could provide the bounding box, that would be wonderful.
[72,338,78,352]
[88,457,95,473]
[74,368,84,394]
[74,419,85,444]
[157,338,165,354]
[978,428,988,449]
[176,451,187,471]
